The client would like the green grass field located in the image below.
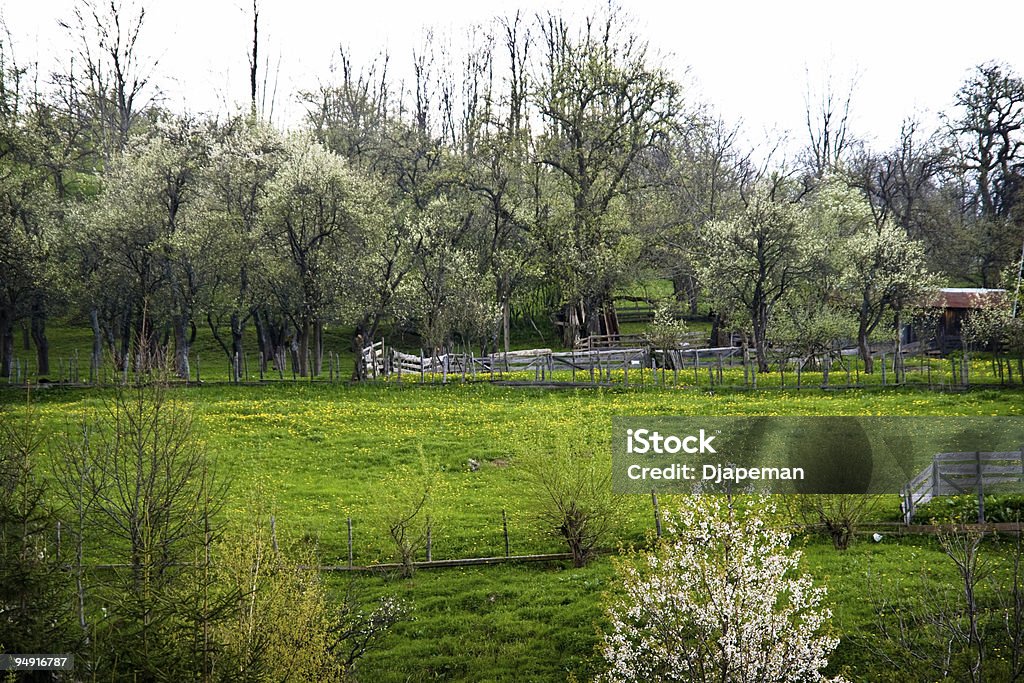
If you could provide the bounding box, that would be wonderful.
[4,380,1024,680]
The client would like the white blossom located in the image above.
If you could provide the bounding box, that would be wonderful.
[599,495,846,683]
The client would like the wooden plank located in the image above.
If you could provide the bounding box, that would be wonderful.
[316,552,576,572]
[939,463,1024,475]
[934,451,1021,461]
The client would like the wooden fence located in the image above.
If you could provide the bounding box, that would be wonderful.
[901,449,1024,524]
[2,338,1016,392]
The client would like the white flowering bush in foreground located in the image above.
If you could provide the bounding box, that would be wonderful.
[599,496,845,683]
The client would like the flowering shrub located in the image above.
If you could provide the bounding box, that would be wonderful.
[599,496,845,682]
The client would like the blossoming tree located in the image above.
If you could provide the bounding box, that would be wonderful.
[599,495,845,682]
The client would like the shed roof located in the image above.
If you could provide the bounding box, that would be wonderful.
[931,288,1006,309]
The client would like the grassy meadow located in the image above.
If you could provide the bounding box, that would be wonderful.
[3,378,1024,680]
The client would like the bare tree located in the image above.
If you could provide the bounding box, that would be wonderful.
[60,0,159,163]
[803,67,858,179]
[54,375,224,679]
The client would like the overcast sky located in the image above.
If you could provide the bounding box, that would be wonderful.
[4,0,1023,157]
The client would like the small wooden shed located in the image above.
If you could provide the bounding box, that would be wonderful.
[930,288,1006,352]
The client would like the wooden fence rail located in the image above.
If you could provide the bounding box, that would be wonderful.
[902,449,1024,524]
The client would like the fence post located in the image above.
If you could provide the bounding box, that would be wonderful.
[502,509,510,557]
[931,459,939,499]
[881,353,887,386]
[347,517,353,568]
[651,490,662,538]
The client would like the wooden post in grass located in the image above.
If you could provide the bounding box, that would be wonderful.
[420,349,426,383]
[881,353,887,386]
[651,490,662,538]
[196,355,201,383]
[502,509,510,557]
[693,350,699,386]
[347,517,353,568]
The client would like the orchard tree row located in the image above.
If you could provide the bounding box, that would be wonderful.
[2,2,1023,379]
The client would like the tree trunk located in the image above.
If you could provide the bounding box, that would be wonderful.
[0,307,13,378]
[858,331,874,374]
[313,320,323,376]
[30,308,50,377]
[297,320,310,377]
[672,272,699,316]
[561,301,581,348]
[753,311,770,373]
[253,309,270,371]
[230,312,244,371]
[893,309,904,383]
[90,308,104,377]
[173,314,191,379]
[502,296,511,355]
